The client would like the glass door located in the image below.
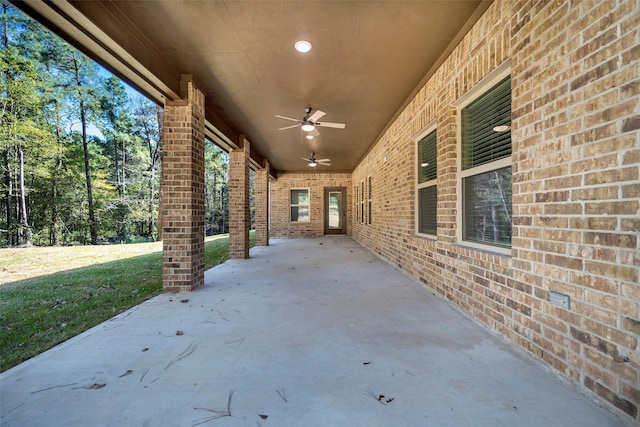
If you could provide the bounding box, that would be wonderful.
[324,187,346,234]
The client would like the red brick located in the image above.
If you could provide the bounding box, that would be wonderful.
[161,80,205,291]
[229,139,250,258]
[255,163,270,246]
[584,377,638,417]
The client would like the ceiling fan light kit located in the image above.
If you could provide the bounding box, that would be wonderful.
[275,107,346,133]
[303,153,331,168]
[276,108,342,167]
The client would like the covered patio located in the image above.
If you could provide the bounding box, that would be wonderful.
[6,1,640,423]
[0,237,622,426]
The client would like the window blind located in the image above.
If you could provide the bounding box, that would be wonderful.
[418,131,437,183]
[462,76,511,170]
[418,186,437,235]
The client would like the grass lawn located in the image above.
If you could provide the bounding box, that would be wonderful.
[0,232,255,372]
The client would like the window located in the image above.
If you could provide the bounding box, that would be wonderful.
[355,185,359,223]
[367,176,372,225]
[459,73,512,251]
[290,188,310,222]
[360,180,365,224]
[416,127,437,236]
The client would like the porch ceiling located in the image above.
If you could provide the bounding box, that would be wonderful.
[15,0,490,173]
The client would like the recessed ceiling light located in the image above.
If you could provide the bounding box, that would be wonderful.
[295,40,312,53]
[493,125,511,132]
[306,135,314,140]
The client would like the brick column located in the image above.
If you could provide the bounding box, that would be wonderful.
[161,77,206,291]
[229,137,250,258]
[255,160,270,246]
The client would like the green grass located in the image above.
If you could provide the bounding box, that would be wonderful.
[0,232,255,372]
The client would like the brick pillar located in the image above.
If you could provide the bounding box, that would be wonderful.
[255,160,270,246]
[161,77,206,291]
[229,137,250,258]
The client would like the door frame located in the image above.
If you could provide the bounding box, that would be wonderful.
[324,187,347,235]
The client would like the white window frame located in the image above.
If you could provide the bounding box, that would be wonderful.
[414,121,438,238]
[290,188,310,223]
[367,175,372,225]
[360,180,365,224]
[454,60,511,255]
[355,184,359,224]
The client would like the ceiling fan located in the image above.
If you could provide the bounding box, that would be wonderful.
[276,108,346,134]
[303,153,331,167]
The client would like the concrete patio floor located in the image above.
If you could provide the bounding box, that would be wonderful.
[0,237,625,426]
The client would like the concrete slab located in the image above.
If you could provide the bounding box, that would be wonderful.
[0,237,625,426]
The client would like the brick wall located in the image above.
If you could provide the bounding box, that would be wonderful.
[229,138,250,258]
[270,173,352,238]
[352,0,639,423]
[255,161,270,246]
[161,80,205,292]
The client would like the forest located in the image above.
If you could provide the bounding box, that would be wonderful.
[1,2,244,248]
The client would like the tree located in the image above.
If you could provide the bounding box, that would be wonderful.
[98,75,134,239]
[1,2,231,247]
[71,52,99,244]
[131,98,162,239]
[156,104,164,241]
[204,140,229,235]
[40,97,68,245]
[0,2,52,246]
[44,39,101,244]
[100,76,127,198]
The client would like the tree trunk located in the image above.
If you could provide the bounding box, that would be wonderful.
[50,153,63,246]
[73,55,98,245]
[18,147,32,246]
[3,147,14,246]
[81,106,97,245]
[211,171,217,234]
[2,6,13,246]
[121,138,126,197]
[147,163,155,238]
[221,184,227,234]
[50,166,59,245]
[49,113,64,246]
[114,135,123,199]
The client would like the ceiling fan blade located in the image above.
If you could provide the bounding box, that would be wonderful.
[302,157,312,162]
[308,110,326,122]
[316,159,331,163]
[275,115,300,122]
[279,124,301,130]
[315,121,345,129]
[319,162,332,166]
